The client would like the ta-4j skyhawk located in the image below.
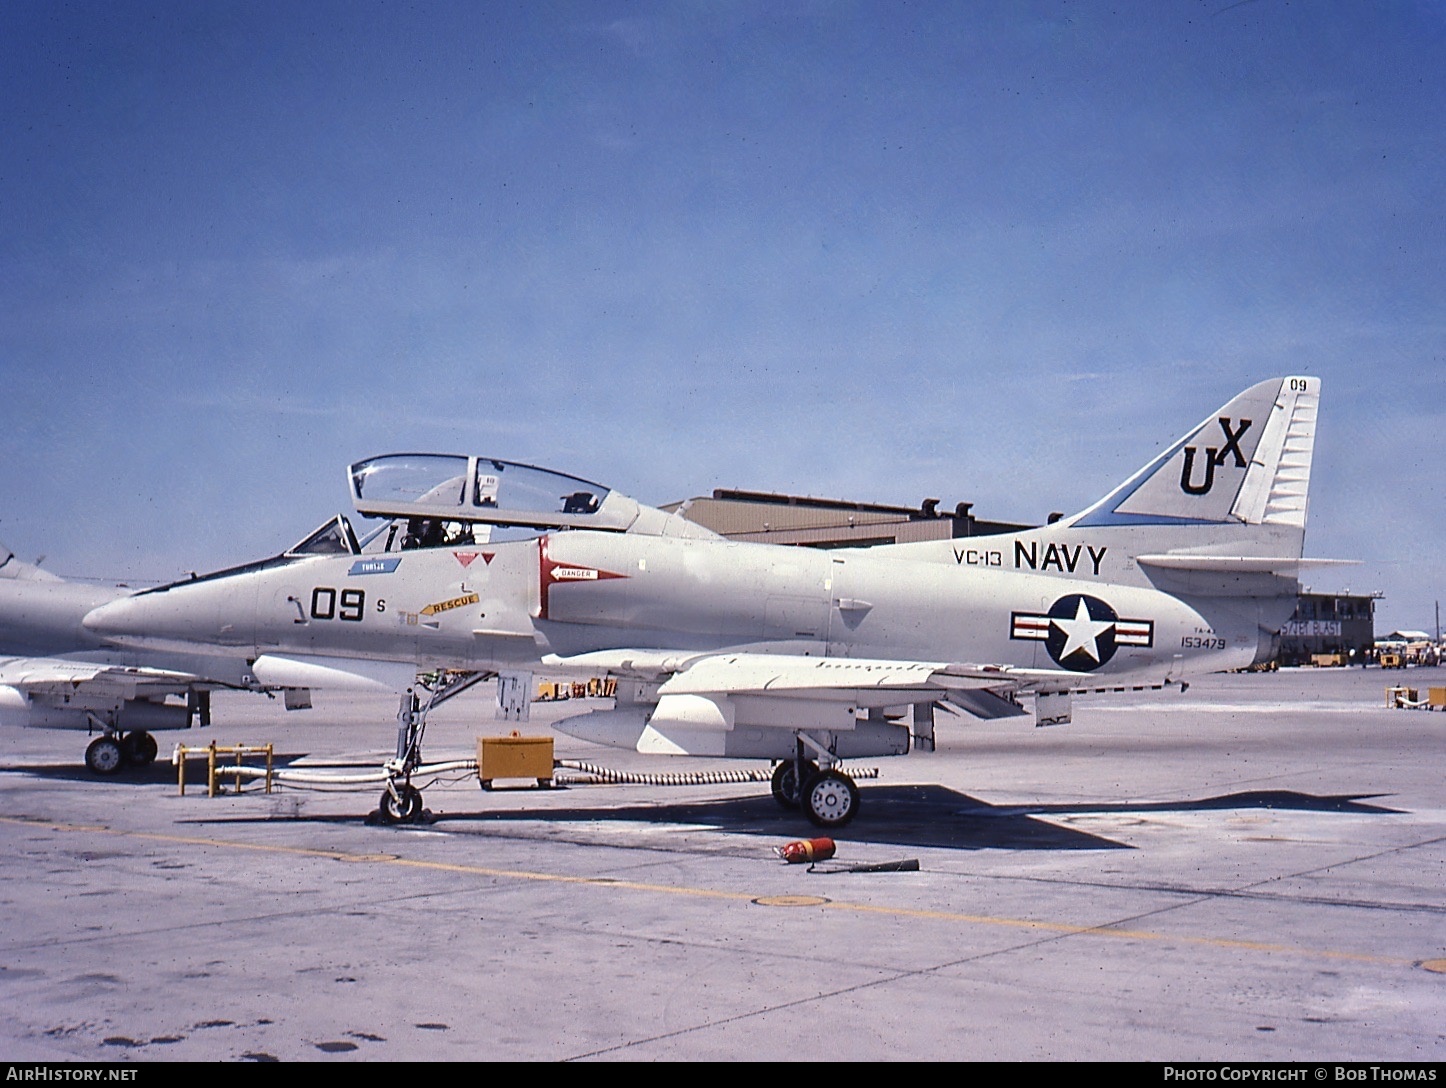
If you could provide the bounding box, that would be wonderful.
[78,376,1344,827]
[0,543,288,775]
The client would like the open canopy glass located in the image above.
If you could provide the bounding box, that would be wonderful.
[347,454,632,531]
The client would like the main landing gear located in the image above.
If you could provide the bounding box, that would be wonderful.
[770,736,861,829]
[84,725,159,776]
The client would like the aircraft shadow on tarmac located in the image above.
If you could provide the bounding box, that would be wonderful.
[427,785,1130,852]
[419,784,1403,852]
[141,778,1406,854]
[2,752,321,788]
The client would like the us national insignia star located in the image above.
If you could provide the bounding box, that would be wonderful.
[1010,594,1154,671]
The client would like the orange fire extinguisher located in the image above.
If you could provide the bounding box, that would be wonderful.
[775,837,837,864]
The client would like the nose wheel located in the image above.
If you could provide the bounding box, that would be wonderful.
[376,783,424,824]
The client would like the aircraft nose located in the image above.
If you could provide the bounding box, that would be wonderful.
[82,594,197,652]
[82,582,253,652]
[82,597,137,638]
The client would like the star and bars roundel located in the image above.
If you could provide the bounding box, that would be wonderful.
[1010,594,1155,671]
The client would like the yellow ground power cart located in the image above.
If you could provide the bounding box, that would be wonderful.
[478,732,555,790]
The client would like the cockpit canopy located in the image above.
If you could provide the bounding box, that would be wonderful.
[287,514,361,556]
[347,454,636,532]
[146,452,718,595]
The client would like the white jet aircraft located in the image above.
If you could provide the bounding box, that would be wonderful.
[81,376,1344,826]
[1,538,338,775]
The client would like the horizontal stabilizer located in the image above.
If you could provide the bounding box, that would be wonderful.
[1136,555,1358,574]
[0,541,62,583]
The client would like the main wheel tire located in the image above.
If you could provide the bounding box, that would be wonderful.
[378,785,423,824]
[803,770,859,829]
[770,760,818,810]
[120,731,158,767]
[85,736,125,776]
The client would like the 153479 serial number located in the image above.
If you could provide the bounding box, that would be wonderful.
[1181,636,1227,650]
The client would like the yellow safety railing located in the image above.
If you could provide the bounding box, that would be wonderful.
[175,740,274,796]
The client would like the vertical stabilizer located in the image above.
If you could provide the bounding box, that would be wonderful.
[908,377,1333,597]
[1068,376,1317,533]
[835,376,1332,601]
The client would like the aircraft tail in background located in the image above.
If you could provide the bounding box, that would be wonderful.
[0,541,61,583]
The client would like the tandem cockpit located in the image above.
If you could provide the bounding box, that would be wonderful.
[285,453,716,561]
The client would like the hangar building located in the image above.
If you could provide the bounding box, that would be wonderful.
[665,488,1030,547]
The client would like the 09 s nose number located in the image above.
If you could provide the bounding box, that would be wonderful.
[310,587,385,621]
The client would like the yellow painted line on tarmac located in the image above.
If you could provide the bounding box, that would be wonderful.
[1,814,1428,969]
[0,815,757,904]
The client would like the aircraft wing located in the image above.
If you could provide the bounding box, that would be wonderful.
[546,648,1087,694]
[0,655,209,699]
[0,654,236,736]
[540,648,1152,758]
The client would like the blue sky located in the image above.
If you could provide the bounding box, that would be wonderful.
[1,1,1442,634]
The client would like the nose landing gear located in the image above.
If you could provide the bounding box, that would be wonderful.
[377,782,423,824]
[370,670,490,825]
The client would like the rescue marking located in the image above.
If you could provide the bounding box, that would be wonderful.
[421,593,480,617]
